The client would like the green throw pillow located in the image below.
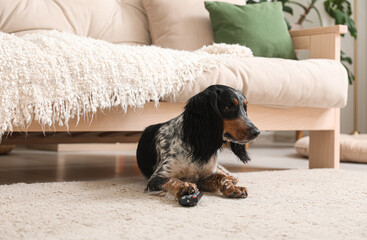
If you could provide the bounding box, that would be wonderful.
[205,1,297,59]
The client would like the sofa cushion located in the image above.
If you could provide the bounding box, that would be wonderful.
[165,57,348,108]
[0,0,151,45]
[142,0,245,51]
[205,1,297,59]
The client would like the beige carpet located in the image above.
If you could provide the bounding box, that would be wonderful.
[0,169,366,240]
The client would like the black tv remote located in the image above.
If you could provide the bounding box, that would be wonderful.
[179,191,203,207]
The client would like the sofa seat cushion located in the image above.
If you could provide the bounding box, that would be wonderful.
[166,57,348,108]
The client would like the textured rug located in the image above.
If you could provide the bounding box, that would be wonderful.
[0,169,366,240]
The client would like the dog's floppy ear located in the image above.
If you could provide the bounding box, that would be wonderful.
[183,89,223,162]
[230,142,250,163]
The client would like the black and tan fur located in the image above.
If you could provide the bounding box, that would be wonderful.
[137,85,260,199]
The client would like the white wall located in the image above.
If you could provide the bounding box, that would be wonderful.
[285,0,367,133]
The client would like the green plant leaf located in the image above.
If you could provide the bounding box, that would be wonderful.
[333,9,357,39]
[283,5,293,15]
[311,5,324,26]
[284,17,291,30]
[323,0,357,39]
[340,50,354,85]
[340,50,352,65]
[334,9,346,24]
[341,61,355,85]
[341,55,352,65]
[344,15,357,39]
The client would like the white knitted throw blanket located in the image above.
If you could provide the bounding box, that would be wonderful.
[0,31,252,137]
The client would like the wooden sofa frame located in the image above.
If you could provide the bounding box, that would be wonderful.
[1,25,347,169]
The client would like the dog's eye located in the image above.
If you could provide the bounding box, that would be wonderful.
[224,105,233,111]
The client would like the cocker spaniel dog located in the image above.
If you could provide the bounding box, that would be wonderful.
[137,85,259,202]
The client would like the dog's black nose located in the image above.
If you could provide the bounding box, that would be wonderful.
[250,128,260,138]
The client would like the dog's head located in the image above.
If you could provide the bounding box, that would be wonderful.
[183,85,259,163]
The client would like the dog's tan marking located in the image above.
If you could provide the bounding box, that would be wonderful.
[233,99,239,106]
[198,170,247,198]
[223,118,248,141]
[220,180,248,198]
[162,178,199,199]
[244,100,248,105]
[214,165,239,185]
[198,173,223,192]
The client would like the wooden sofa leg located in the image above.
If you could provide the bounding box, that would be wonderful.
[309,130,340,168]
[309,109,340,169]
[296,131,303,140]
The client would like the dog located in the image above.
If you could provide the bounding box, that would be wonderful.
[137,85,260,199]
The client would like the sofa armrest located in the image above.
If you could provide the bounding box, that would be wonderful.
[289,25,348,60]
[289,25,348,37]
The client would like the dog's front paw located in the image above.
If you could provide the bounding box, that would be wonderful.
[176,182,199,199]
[227,175,239,185]
[221,184,248,199]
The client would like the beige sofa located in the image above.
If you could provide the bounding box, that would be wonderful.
[0,0,348,168]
